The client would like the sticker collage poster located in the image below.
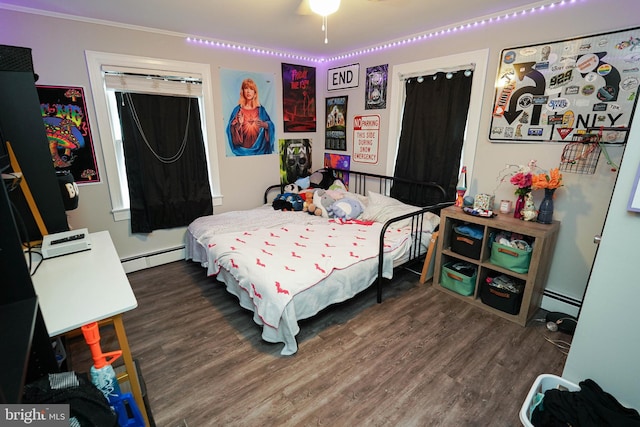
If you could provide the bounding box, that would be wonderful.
[489,27,640,144]
[36,85,100,183]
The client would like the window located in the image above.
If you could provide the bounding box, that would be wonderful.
[86,51,222,221]
[386,49,490,185]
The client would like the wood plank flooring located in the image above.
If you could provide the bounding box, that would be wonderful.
[65,260,571,426]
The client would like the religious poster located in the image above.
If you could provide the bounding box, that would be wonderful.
[279,138,312,185]
[490,26,640,144]
[220,69,277,157]
[365,64,388,110]
[281,63,316,132]
[36,85,100,183]
[325,96,347,151]
[352,114,380,164]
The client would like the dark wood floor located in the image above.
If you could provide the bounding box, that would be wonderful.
[65,260,571,427]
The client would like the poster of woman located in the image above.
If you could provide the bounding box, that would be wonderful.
[220,69,276,156]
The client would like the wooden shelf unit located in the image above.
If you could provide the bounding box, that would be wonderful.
[433,206,560,326]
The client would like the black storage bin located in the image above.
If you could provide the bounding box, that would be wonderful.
[450,223,483,259]
[480,275,524,315]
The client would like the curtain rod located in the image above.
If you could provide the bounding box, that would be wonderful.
[400,63,475,81]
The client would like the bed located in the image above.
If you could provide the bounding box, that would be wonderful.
[186,169,451,355]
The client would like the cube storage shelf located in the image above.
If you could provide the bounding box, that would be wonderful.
[433,206,560,326]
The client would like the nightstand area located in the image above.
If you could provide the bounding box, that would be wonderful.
[433,205,560,326]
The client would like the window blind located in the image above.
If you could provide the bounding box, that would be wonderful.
[102,65,203,97]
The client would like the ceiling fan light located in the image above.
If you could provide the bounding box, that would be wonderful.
[309,0,341,16]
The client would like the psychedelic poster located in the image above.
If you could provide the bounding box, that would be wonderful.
[365,64,388,110]
[325,96,347,151]
[281,63,316,132]
[490,27,640,143]
[36,85,100,183]
[324,152,351,187]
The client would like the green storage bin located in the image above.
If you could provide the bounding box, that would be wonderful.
[440,262,477,296]
[490,242,532,273]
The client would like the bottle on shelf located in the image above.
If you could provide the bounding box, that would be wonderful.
[455,166,467,207]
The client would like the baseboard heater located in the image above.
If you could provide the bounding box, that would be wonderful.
[121,245,185,273]
[543,289,582,309]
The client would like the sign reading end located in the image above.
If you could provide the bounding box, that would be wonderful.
[328,63,359,91]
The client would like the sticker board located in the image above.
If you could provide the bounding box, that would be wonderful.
[489,27,640,144]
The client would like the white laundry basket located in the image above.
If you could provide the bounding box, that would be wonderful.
[520,374,581,426]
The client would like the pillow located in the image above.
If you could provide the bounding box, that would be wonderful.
[361,191,440,232]
[331,188,369,207]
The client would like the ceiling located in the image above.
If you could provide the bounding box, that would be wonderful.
[1,0,544,58]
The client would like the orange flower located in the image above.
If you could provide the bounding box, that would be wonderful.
[532,168,563,190]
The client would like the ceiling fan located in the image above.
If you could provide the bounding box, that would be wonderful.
[296,0,341,17]
[296,0,393,43]
[296,0,342,43]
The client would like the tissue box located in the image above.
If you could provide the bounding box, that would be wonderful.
[473,193,495,211]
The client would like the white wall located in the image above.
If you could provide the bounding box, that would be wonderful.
[562,114,640,410]
[1,1,637,311]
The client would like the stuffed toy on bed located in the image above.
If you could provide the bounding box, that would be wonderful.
[272,193,304,211]
[328,198,364,220]
[305,189,336,217]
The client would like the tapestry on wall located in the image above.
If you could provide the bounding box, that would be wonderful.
[220,69,277,157]
[325,96,348,151]
[489,26,640,144]
[281,63,316,132]
[279,138,312,185]
[36,85,100,184]
[364,64,388,110]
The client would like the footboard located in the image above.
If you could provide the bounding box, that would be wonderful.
[264,168,453,302]
[327,168,452,302]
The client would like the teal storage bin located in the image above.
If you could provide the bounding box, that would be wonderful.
[440,262,476,296]
[490,242,532,273]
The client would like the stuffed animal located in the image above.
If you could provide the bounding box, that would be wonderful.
[328,198,364,220]
[305,189,336,217]
[283,183,300,193]
[522,192,537,221]
[272,193,304,211]
[308,169,334,189]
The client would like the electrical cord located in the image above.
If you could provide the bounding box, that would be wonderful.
[543,335,572,355]
[6,182,44,275]
[532,317,573,355]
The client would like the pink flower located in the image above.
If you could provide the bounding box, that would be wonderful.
[510,172,532,189]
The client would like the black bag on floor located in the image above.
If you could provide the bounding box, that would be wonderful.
[23,371,118,427]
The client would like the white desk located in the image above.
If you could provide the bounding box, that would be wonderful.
[30,230,150,426]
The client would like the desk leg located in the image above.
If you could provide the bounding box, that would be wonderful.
[112,314,150,427]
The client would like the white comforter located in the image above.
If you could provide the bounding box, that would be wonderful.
[186,205,432,355]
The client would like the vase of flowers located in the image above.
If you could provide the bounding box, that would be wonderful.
[532,168,563,224]
[510,170,533,220]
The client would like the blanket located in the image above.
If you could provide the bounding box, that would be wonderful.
[201,221,412,329]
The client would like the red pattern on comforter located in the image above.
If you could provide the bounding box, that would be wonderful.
[202,221,409,328]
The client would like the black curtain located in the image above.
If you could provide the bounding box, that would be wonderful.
[391,70,473,205]
[116,92,212,233]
